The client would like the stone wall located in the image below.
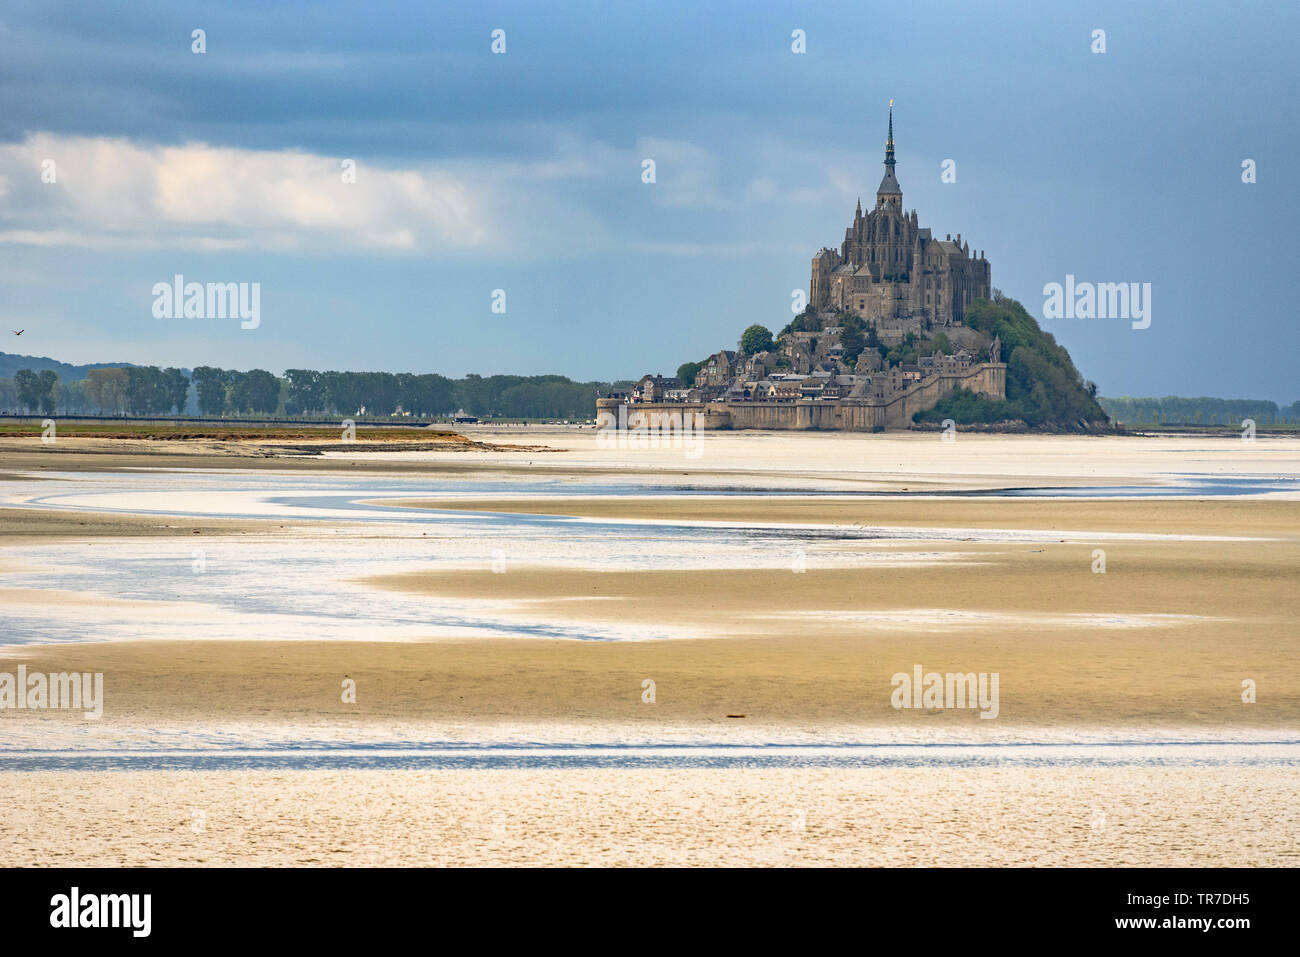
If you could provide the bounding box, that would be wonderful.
[602,362,1005,433]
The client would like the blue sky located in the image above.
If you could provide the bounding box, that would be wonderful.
[1,0,1296,400]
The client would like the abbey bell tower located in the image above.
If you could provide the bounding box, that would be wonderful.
[877,106,902,211]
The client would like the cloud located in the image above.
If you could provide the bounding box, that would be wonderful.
[0,130,863,262]
[635,135,861,211]
[0,133,491,252]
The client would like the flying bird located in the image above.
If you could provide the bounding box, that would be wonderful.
[11,329,23,336]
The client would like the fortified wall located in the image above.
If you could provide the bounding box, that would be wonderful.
[598,361,1005,432]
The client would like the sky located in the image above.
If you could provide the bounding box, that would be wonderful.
[0,0,1296,400]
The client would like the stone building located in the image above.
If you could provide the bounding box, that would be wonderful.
[809,110,991,329]
[630,374,683,403]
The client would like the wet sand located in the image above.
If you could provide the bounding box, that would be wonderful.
[380,495,1300,536]
[1,766,1295,866]
[2,430,1298,865]
[3,497,1296,729]
[0,505,293,545]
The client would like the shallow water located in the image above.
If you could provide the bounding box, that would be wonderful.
[0,470,1270,646]
[3,739,1297,772]
[2,464,1297,804]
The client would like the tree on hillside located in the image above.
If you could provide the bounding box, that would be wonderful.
[779,309,822,337]
[676,360,705,387]
[918,296,1110,429]
[740,324,774,356]
[839,315,866,361]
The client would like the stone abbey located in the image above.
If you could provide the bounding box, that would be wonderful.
[810,109,991,333]
[604,108,1006,432]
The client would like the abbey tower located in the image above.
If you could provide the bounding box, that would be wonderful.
[809,109,991,330]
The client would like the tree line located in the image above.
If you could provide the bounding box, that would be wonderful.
[1098,395,1300,426]
[1,365,627,420]
[2,366,188,415]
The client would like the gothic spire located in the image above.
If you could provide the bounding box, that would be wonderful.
[876,102,901,201]
[885,105,895,171]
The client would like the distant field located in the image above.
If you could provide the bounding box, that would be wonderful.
[0,422,463,442]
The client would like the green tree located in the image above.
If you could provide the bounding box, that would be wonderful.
[409,373,454,417]
[192,367,227,416]
[126,366,178,414]
[36,370,59,414]
[14,369,59,414]
[839,315,866,360]
[285,369,323,415]
[164,368,190,414]
[918,296,1110,430]
[362,371,400,415]
[779,309,821,337]
[321,371,362,416]
[676,361,704,387]
[739,324,775,356]
[58,379,89,413]
[14,369,41,412]
[84,368,129,414]
[239,369,280,414]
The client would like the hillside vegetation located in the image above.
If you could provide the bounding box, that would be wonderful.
[915,296,1110,431]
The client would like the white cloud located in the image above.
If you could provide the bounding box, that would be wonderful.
[0,133,492,253]
[0,130,864,259]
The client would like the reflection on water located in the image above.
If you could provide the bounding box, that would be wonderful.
[3,739,1298,772]
[0,469,1282,646]
[0,470,1273,646]
[9,468,1300,508]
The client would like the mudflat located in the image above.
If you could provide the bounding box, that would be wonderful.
[3,429,1297,866]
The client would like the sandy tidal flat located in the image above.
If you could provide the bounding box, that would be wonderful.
[2,430,1298,865]
[0,766,1294,867]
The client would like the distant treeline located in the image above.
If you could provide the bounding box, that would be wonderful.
[1099,396,1300,426]
[0,366,188,416]
[0,365,628,420]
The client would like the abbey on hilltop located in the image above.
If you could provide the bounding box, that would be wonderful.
[604,108,1008,432]
[810,107,991,333]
